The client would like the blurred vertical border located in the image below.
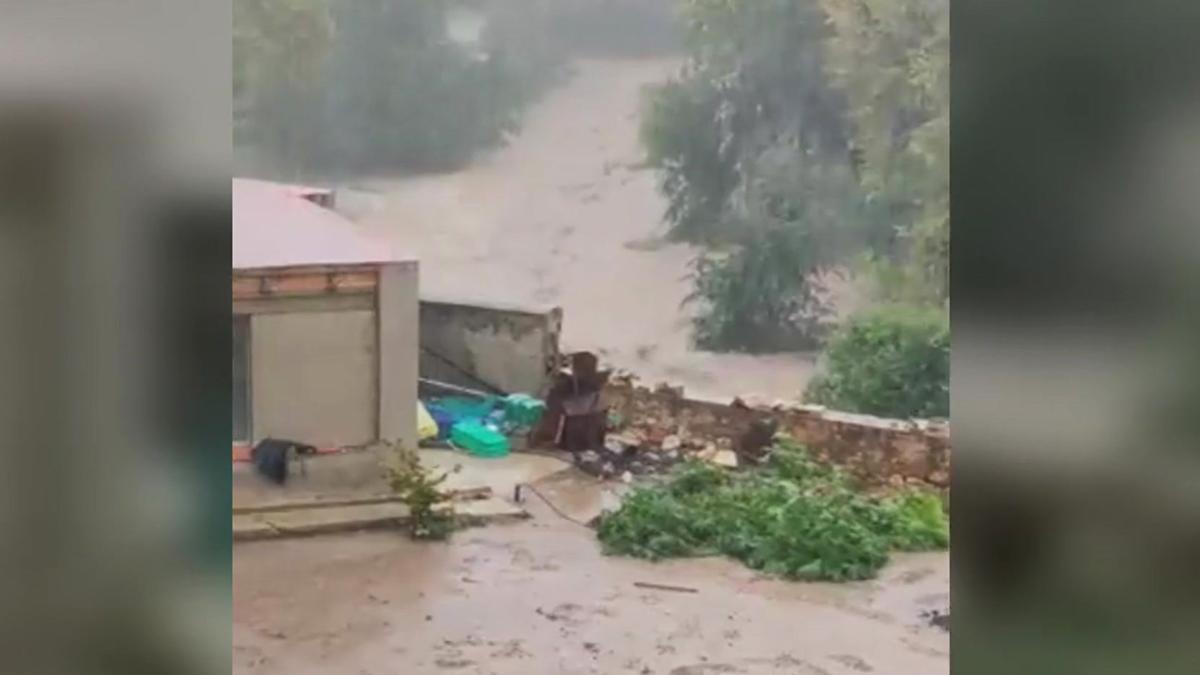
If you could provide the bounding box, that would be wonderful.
[0,2,231,673]
[955,0,1200,673]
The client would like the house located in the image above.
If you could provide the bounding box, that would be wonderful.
[232,178,419,454]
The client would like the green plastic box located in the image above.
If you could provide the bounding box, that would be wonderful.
[450,420,510,458]
[503,394,546,428]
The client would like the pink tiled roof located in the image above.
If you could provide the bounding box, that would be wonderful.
[233,178,409,270]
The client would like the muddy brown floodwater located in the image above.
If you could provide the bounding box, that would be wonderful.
[233,496,948,675]
[346,57,862,402]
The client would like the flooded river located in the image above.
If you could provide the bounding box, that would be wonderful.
[345,58,849,402]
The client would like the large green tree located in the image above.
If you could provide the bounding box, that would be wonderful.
[822,0,949,304]
[642,0,949,352]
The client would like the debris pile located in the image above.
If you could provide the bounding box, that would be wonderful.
[569,376,775,479]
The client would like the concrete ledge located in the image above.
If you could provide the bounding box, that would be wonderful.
[232,486,493,516]
[233,497,528,542]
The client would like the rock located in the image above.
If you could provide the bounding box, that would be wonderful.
[580,450,601,464]
[600,462,615,477]
[696,444,718,462]
[661,435,682,452]
[606,432,643,452]
[621,471,633,484]
[927,468,950,487]
[628,461,647,474]
[710,450,739,468]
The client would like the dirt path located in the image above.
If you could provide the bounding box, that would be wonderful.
[234,500,949,675]
[349,58,822,402]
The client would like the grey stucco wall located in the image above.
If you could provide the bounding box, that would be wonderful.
[250,309,378,447]
[378,262,420,448]
[419,298,561,396]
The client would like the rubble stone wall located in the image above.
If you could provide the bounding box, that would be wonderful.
[607,379,950,492]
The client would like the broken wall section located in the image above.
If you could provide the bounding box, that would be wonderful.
[419,296,562,396]
[607,376,950,492]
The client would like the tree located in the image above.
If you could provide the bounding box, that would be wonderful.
[642,0,949,352]
[643,0,867,349]
[821,0,949,304]
[233,0,334,172]
[234,0,565,177]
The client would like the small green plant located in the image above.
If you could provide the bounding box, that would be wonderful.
[805,305,949,419]
[382,444,457,541]
[596,441,948,582]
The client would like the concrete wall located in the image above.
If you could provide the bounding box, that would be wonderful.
[419,297,561,396]
[378,262,420,449]
[250,309,378,447]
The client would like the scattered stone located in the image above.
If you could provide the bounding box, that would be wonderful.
[621,471,633,484]
[920,608,949,632]
[710,450,739,468]
[735,418,778,463]
[661,435,682,452]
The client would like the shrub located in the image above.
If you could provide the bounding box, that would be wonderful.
[382,444,457,540]
[806,305,949,419]
[596,442,948,582]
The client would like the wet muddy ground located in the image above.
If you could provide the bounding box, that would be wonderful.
[234,495,948,674]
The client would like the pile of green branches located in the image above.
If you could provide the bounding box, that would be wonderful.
[597,440,948,581]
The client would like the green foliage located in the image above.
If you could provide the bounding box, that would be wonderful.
[597,441,948,582]
[315,0,529,173]
[805,305,949,418]
[686,149,876,351]
[234,0,569,177]
[882,489,951,550]
[640,0,950,350]
[640,77,734,244]
[688,227,830,352]
[382,444,457,540]
[234,0,334,170]
[821,0,950,304]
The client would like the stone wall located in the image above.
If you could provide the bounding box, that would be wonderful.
[606,376,950,492]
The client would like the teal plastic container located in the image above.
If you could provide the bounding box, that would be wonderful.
[450,420,510,458]
[503,394,546,428]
